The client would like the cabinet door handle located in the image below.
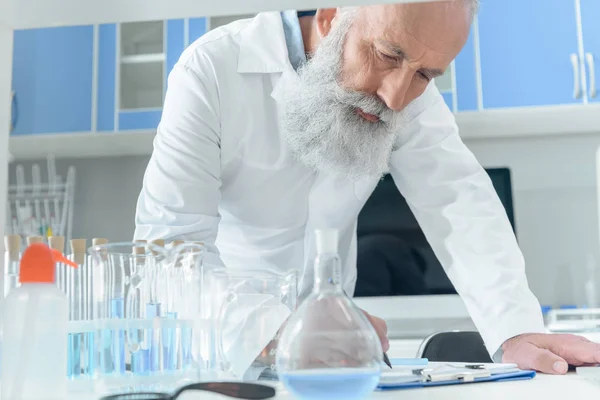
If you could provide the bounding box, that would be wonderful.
[10,91,18,132]
[586,53,597,99]
[571,53,582,99]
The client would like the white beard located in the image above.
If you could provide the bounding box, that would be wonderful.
[278,10,408,181]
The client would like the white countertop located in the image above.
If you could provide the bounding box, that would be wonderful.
[51,334,600,399]
[173,373,600,400]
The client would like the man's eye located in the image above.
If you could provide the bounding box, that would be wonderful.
[417,71,431,82]
[378,51,397,63]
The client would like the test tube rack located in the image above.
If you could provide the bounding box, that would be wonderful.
[5,154,76,247]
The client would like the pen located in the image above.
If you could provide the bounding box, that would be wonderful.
[383,352,392,369]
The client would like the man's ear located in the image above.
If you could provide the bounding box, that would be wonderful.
[315,8,338,38]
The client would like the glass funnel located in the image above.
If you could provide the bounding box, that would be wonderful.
[276,229,382,400]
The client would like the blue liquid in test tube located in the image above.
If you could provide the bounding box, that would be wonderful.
[163,312,178,371]
[110,297,125,374]
[67,333,82,378]
[147,303,162,373]
[131,349,149,375]
[99,326,113,373]
[181,325,193,369]
[83,331,95,376]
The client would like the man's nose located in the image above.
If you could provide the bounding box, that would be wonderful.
[377,69,413,112]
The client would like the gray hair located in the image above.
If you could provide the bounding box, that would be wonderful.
[343,0,479,16]
[466,0,480,14]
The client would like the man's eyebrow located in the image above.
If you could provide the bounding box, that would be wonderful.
[379,40,446,78]
[421,67,445,79]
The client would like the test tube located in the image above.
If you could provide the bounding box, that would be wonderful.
[149,239,165,373]
[68,238,86,378]
[130,241,149,375]
[49,236,65,292]
[4,235,21,297]
[169,240,184,250]
[26,236,44,246]
[151,239,165,248]
[86,238,107,376]
[163,263,184,371]
[102,239,127,376]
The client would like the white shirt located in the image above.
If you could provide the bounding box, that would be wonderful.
[134,12,545,359]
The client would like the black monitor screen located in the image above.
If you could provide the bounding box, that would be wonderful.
[355,168,515,297]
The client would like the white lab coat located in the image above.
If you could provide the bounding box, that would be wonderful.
[135,12,545,366]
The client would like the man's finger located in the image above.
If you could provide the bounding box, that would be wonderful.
[523,347,569,375]
[363,311,390,352]
[536,334,600,365]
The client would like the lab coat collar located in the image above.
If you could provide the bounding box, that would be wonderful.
[237,12,292,74]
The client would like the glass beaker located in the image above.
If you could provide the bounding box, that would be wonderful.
[276,230,382,400]
[209,268,298,381]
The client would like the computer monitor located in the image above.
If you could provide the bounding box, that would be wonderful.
[355,167,516,297]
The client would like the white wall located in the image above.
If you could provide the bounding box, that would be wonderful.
[465,132,600,308]
[8,132,600,307]
[8,155,149,244]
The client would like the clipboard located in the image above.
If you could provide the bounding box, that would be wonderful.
[377,359,536,390]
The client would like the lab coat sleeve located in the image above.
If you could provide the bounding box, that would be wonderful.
[134,55,224,267]
[388,84,545,359]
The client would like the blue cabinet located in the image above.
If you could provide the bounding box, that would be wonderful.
[166,20,186,82]
[97,24,117,132]
[478,0,581,108]
[188,18,208,45]
[96,20,190,132]
[11,26,94,135]
[11,18,205,136]
[580,0,600,103]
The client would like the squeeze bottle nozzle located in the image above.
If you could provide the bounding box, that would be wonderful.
[19,243,78,284]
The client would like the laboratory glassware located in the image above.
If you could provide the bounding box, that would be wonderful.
[99,381,277,400]
[86,241,211,393]
[4,234,21,297]
[89,241,145,380]
[62,238,91,379]
[2,243,77,400]
[276,229,383,400]
[127,241,209,376]
[209,267,298,380]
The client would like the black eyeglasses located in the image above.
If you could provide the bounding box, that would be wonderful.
[99,382,277,400]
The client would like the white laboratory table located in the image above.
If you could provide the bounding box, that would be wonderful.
[64,335,600,399]
[69,374,600,400]
[174,374,600,400]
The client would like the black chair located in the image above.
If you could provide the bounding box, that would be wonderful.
[416,331,493,363]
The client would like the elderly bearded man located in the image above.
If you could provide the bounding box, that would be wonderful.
[135,1,600,375]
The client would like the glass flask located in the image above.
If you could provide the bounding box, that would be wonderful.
[276,229,382,400]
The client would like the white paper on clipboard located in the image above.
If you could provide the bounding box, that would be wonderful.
[380,362,520,385]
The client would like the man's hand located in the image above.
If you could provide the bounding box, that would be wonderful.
[502,333,600,374]
[363,310,390,352]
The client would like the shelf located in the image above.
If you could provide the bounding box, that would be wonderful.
[121,53,165,64]
[120,61,164,109]
[10,103,600,161]
[2,0,435,29]
[458,103,600,140]
[9,130,156,160]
